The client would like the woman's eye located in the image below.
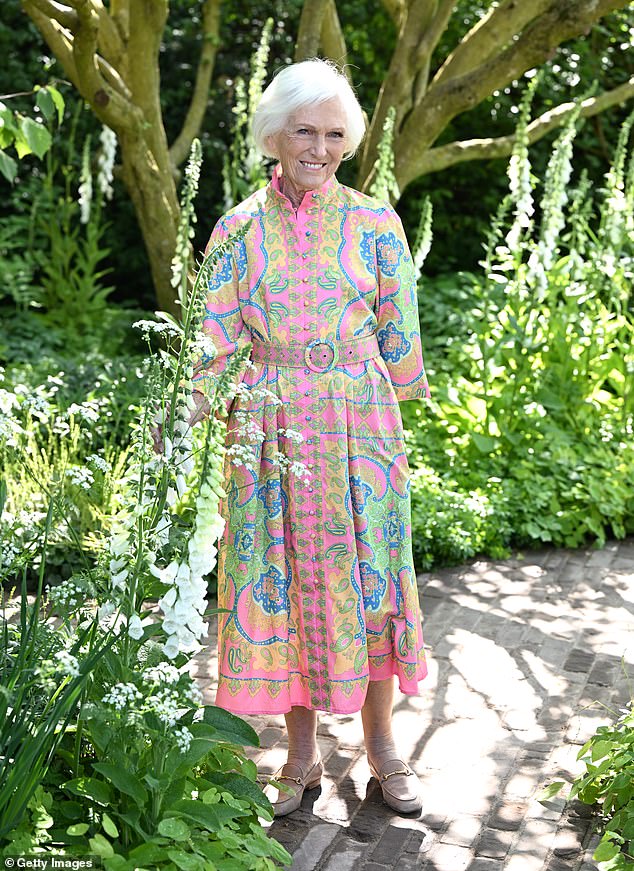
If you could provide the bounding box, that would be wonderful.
[329,131,344,138]
[296,128,310,135]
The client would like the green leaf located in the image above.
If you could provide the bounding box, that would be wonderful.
[20,117,52,159]
[63,776,113,807]
[36,87,55,122]
[167,799,243,831]
[158,818,191,841]
[102,812,119,838]
[89,833,115,859]
[0,148,17,183]
[591,740,611,762]
[201,706,259,747]
[92,763,148,806]
[67,823,90,836]
[593,838,620,862]
[538,781,566,802]
[166,849,206,871]
[128,842,170,864]
[471,432,498,453]
[47,86,65,124]
[203,771,272,813]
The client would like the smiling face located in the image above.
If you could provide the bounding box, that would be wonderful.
[268,98,348,206]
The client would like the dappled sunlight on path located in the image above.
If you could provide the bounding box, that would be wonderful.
[191,540,634,871]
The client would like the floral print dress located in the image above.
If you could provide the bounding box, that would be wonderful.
[193,167,430,715]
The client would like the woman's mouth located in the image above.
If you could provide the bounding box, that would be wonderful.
[300,161,327,170]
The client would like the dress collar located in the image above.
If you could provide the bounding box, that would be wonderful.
[267,163,340,210]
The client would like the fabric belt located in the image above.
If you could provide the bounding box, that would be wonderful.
[250,332,381,374]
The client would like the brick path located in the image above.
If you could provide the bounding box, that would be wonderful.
[191,540,634,871]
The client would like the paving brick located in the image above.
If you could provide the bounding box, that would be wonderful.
[489,801,528,831]
[369,824,413,865]
[289,822,342,871]
[440,815,481,847]
[475,829,513,859]
[424,842,474,871]
[467,861,505,871]
[321,838,366,871]
[552,820,589,858]
[563,648,595,673]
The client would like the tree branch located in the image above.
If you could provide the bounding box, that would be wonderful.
[21,2,80,86]
[394,0,629,190]
[432,0,553,88]
[295,0,329,61]
[414,0,455,99]
[417,76,634,175]
[169,0,222,168]
[91,0,126,71]
[379,0,406,29]
[357,0,439,181]
[110,0,129,43]
[26,0,77,28]
[320,0,348,70]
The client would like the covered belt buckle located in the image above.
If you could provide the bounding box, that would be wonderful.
[305,339,338,373]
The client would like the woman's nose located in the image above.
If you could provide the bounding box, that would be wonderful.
[310,135,328,157]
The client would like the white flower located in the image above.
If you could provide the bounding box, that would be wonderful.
[174,726,193,753]
[143,663,182,685]
[128,614,144,640]
[65,467,94,490]
[96,125,117,201]
[102,682,143,710]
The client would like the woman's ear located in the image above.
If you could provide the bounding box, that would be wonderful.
[264,133,280,159]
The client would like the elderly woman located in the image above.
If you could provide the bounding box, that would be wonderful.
[191,58,430,816]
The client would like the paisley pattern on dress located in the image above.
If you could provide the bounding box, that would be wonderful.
[193,166,430,715]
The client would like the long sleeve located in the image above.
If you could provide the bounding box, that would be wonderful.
[192,217,251,409]
[374,207,430,401]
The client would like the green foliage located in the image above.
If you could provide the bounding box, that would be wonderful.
[405,96,634,567]
[0,83,64,182]
[571,700,634,869]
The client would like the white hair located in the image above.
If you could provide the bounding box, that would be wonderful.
[252,58,366,160]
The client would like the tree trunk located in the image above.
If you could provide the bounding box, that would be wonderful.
[118,133,180,315]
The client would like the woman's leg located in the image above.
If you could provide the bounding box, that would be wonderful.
[361,677,399,768]
[285,705,320,765]
[361,676,422,812]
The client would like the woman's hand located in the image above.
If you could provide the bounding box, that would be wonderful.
[150,391,212,454]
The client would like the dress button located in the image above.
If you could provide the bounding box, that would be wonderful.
[304,390,311,396]
[303,299,310,307]
[304,368,310,375]
[306,415,312,421]
[305,230,311,237]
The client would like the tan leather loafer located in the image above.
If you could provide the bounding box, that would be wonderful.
[369,757,423,814]
[264,758,323,817]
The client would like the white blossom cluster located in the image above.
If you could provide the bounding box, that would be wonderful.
[132,320,183,341]
[65,467,95,491]
[143,662,182,685]
[96,126,117,202]
[46,579,84,609]
[102,682,143,710]
[174,726,193,753]
[87,454,110,473]
[78,136,93,225]
[37,649,80,690]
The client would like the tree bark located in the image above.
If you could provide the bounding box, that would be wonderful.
[294,0,329,61]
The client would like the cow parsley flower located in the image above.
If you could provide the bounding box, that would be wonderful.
[102,682,143,710]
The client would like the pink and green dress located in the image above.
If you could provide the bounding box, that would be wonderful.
[193,168,430,715]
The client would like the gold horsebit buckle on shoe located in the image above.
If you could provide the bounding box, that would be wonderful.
[276,774,304,785]
[381,767,413,782]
